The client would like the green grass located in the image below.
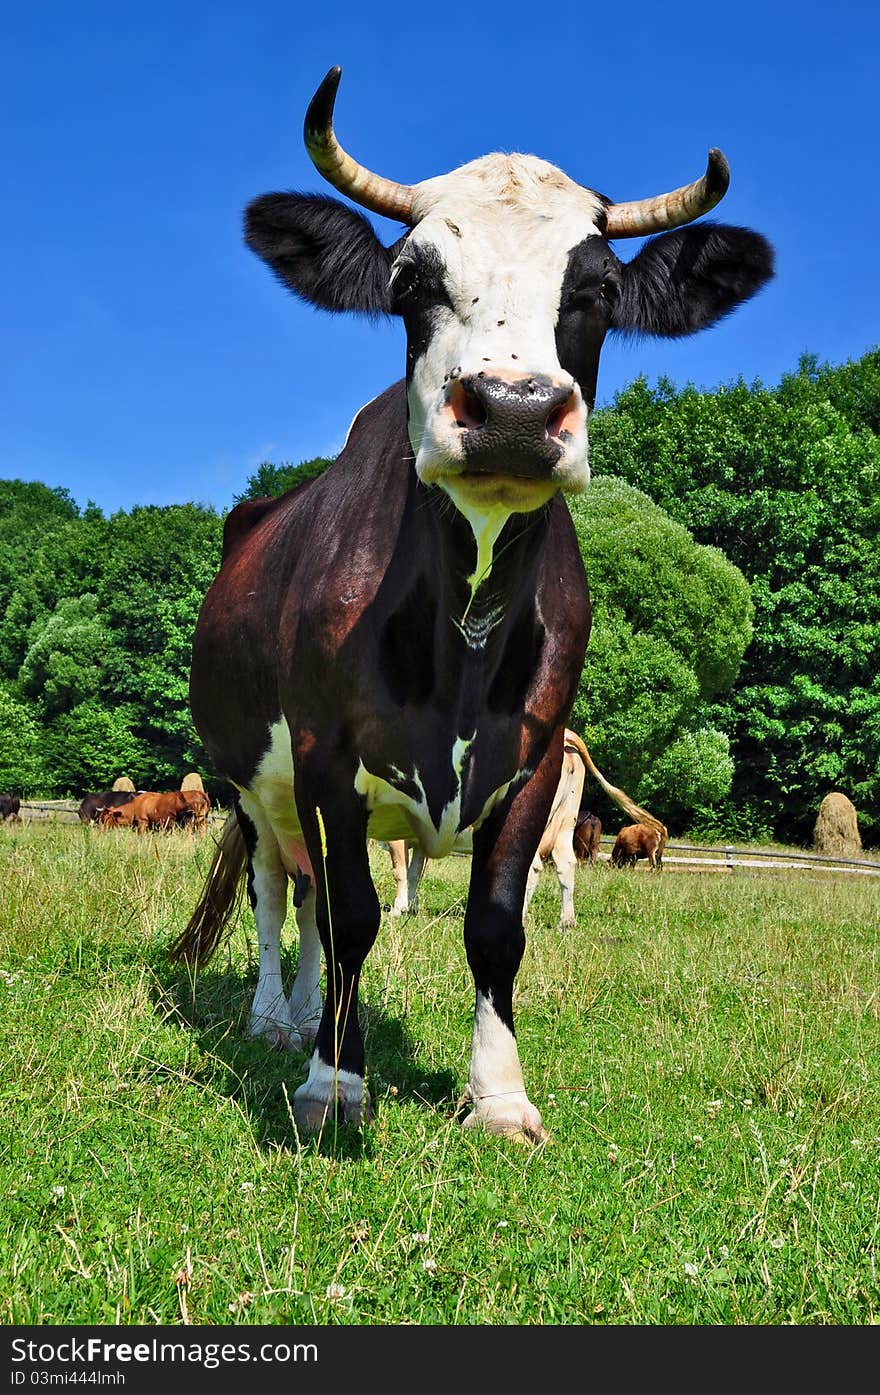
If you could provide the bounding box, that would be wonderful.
[1,819,879,1325]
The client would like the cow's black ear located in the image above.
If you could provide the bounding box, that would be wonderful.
[244,192,400,316]
[611,224,774,337]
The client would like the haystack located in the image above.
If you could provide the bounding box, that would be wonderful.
[111,776,136,792]
[180,771,205,793]
[812,792,862,857]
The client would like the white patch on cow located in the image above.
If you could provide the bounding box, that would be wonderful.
[294,1054,365,1109]
[243,718,301,847]
[400,154,602,507]
[355,734,475,857]
[285,883,323,1042]
[468,990,528,1105]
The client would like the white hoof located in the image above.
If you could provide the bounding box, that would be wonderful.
[462,1094,548,1145]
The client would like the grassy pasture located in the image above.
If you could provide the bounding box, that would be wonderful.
[1,818,878,1326]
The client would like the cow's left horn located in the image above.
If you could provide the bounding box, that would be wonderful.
[604,148,730,238]
[304,67,415,224]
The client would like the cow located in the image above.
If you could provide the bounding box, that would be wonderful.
[167,66,772,1143]
[611,821,668,870]
[0,794,21,821]
[573,811,602,864]
[102,790,190,832]
[176,788,211,832]
[77,789,138,824]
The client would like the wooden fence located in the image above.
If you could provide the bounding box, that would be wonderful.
[11,801,880,879]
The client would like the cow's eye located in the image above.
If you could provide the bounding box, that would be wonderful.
[599,273,621,308]
[389,261,419,305]
[566,284,601,311]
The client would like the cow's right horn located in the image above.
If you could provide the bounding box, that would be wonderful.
[304,67,415,224]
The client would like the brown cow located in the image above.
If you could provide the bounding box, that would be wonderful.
[611,822,668,870]
[101,790,190,832]
[177,789,211,832]
[573,811,602,864]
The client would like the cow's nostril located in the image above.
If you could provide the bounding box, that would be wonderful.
[449,380,488,429]
[545,392,578,440]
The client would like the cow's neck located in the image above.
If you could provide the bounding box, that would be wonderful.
[381,474,553,735]
[427,485,549,651]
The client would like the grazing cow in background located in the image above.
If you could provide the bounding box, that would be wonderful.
[177,788,211,832]
[102,790,190,832]
[0,794,21,821]
[77,789,138,824]
[611,821,668,870]
[167,66,772,1142]
[573,811,602,864]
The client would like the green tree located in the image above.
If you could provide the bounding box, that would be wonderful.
[41,700,147,795]
[589,348,880,842]
[0,685,47,794]
[568,477,753,824]
[18,594,115,717]
[235,457,334,503]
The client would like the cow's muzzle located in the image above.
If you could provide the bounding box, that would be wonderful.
[447,373,581,476]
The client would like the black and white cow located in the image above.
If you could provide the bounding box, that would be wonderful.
[169,68,773,1142]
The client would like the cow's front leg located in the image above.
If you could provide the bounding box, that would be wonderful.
[292,778,379,1134]
[462,735,563,1144]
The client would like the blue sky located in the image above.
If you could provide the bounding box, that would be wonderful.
[4,0,879,517]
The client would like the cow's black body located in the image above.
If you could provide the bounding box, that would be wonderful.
[77,790,138,824]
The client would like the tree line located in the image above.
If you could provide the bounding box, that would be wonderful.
[1,349,876,845]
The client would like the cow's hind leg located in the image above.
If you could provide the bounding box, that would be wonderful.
[291,778,380,1133]
[521,851,544,925]
[406,845,427,914]
[237,797,303,1051]
[550,835,578,929]
[387,840,410,917]
[286,881,323,1045]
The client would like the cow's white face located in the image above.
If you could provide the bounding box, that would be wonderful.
[390,155,606,523]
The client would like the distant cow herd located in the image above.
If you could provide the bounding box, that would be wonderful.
[77,786,211,832]
[3,774,666,873]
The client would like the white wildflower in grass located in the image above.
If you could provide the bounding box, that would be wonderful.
[496,1220,509,1229]
[706,1100,722,1116]
[325,1282,346,1301]
[239,1182,255,1192]
[410,1232,430,1245]
[608,1147,619,1164]
[684,1262,699,1277]
[422,1258,437,1273]
[51,1186,66,1199]
[692,1136,703,1147]
[719,1245,729,1260]
[770,1237,785,1250]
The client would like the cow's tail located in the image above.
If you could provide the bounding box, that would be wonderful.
[565,730,667,836]
[167,811,248,965]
